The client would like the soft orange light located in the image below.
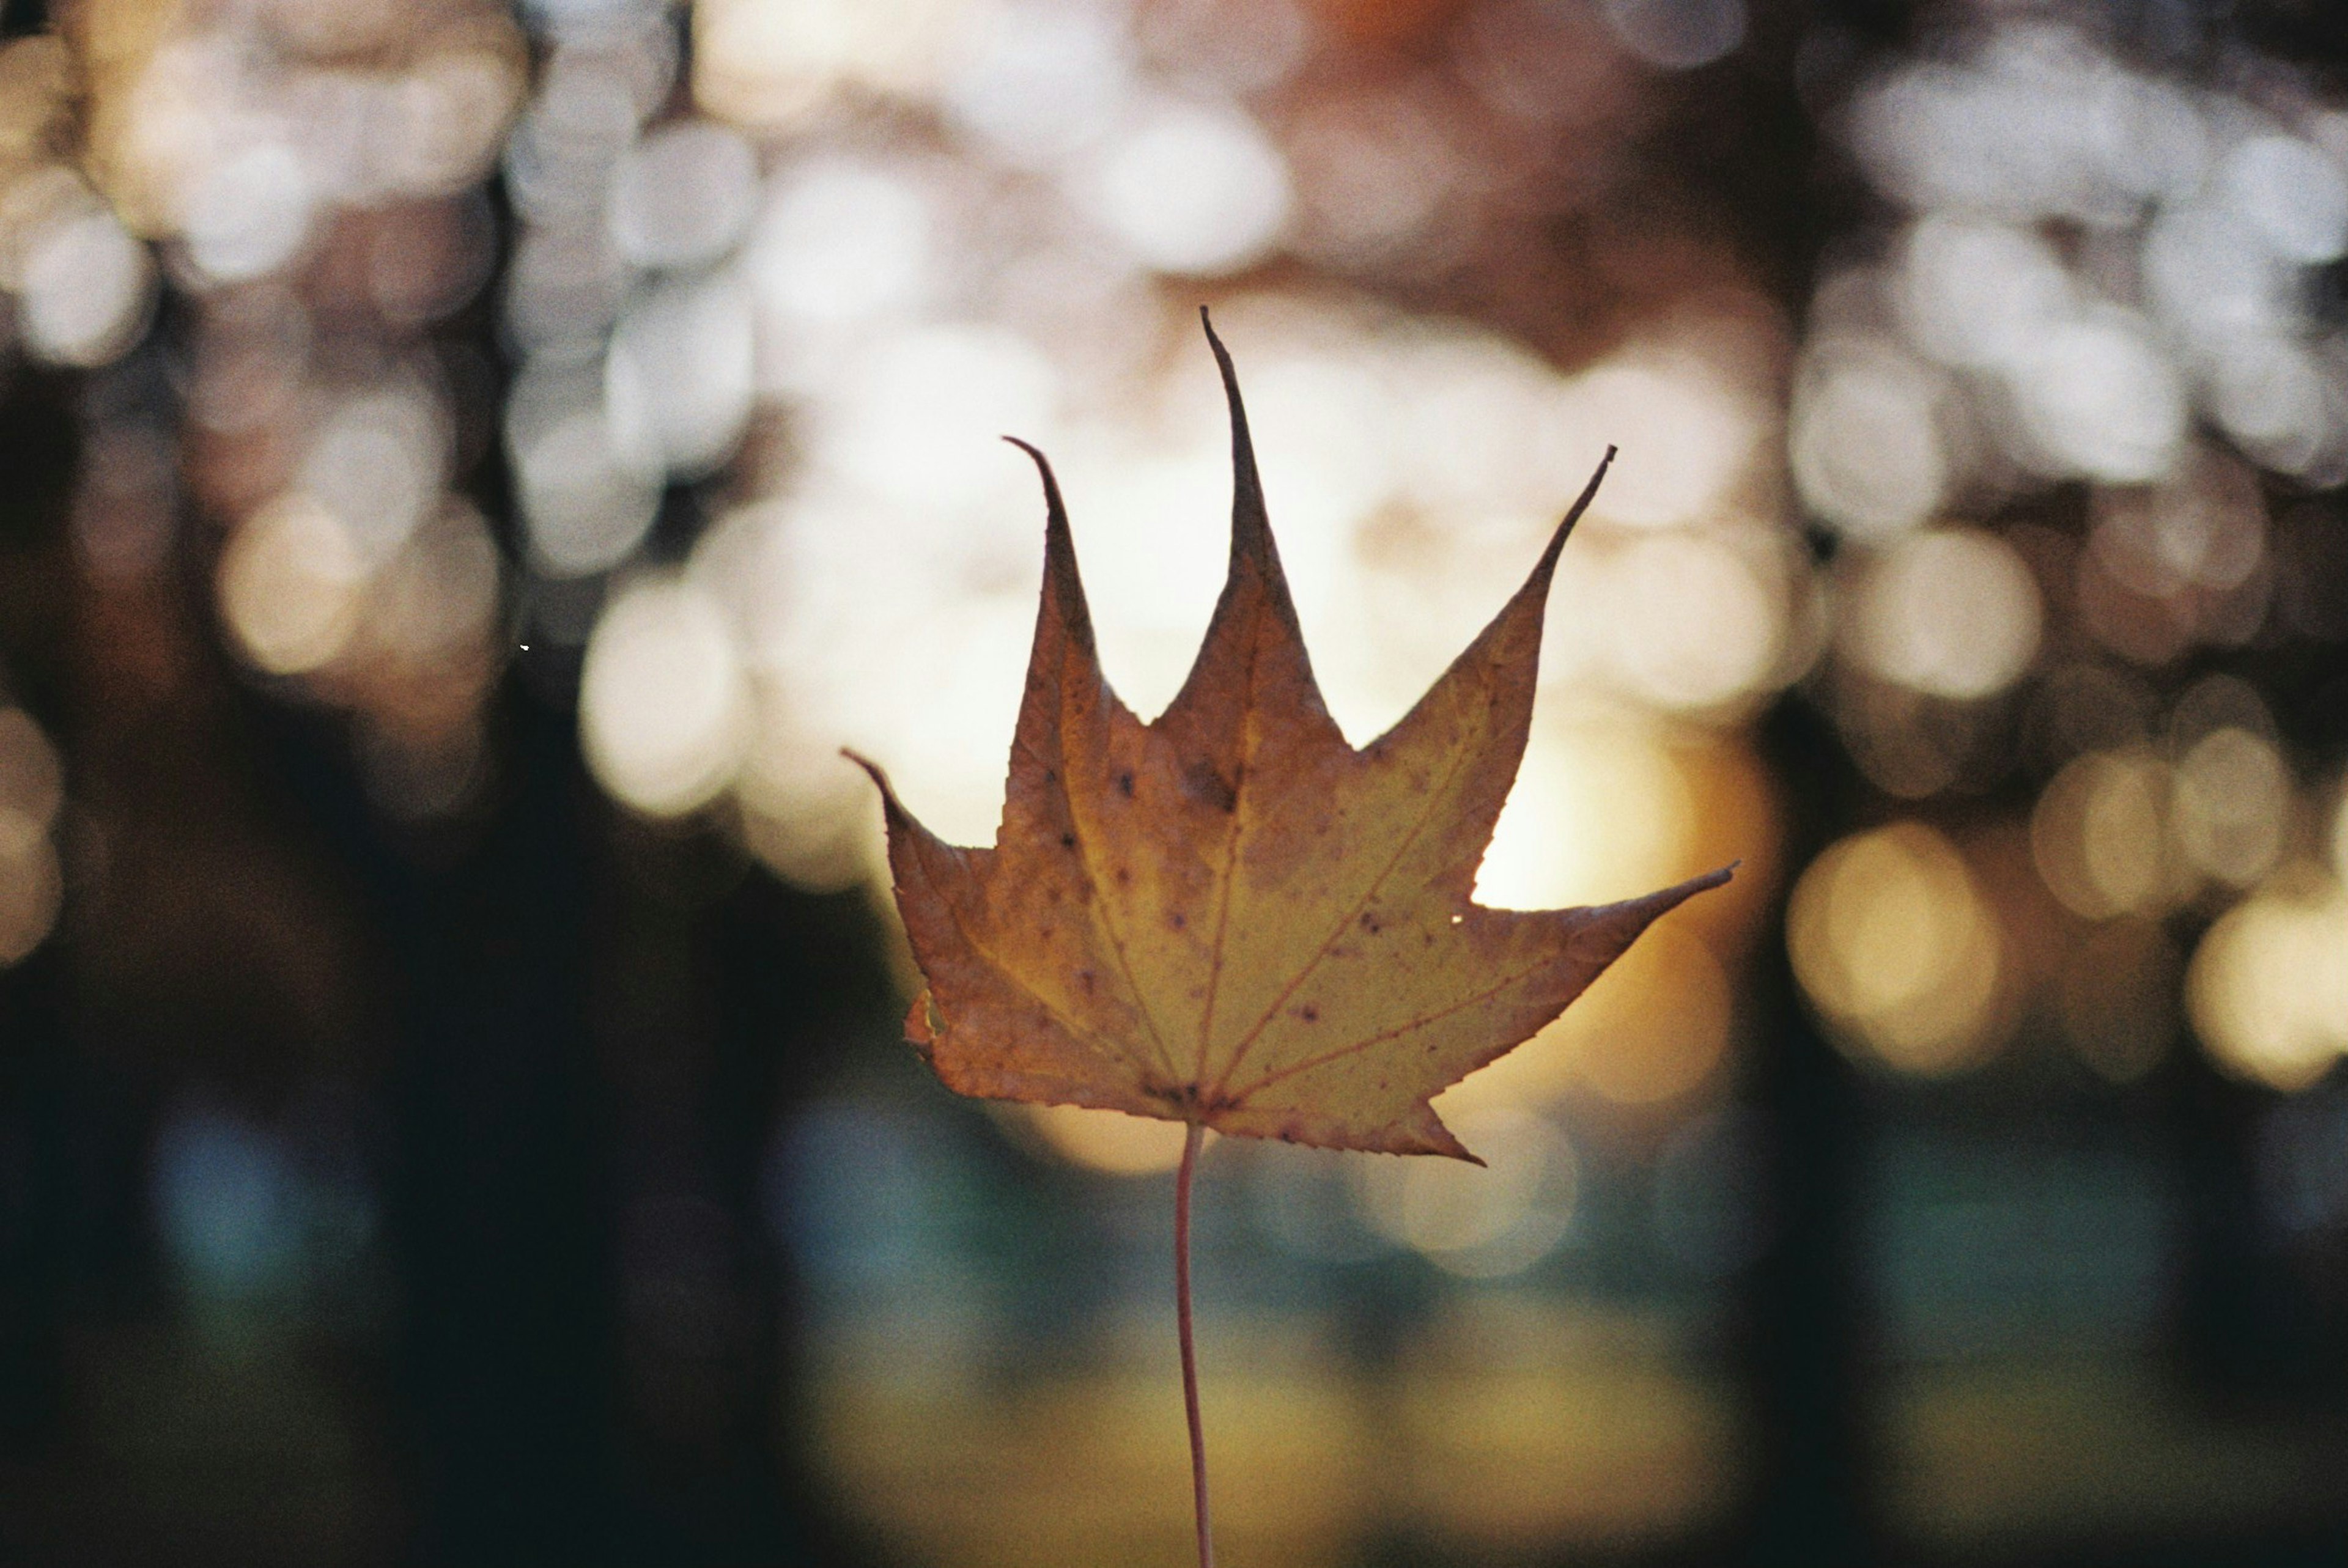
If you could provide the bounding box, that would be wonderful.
[1023,1105,1195,1176]
[2187,875,2348,1091]
[2171,726,2289,889]
[581,574,753,819]
[2031,749,2193,920]
[1789,822,2007,1076]
[216,493,371,676]
[1477,713,1698,913]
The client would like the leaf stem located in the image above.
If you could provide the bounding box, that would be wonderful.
[1176,1120,1215,1568]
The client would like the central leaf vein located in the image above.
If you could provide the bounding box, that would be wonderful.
[1205,691,1486,1102]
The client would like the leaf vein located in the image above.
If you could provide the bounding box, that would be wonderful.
[914,826,1156,1090]
[1203,699,1484,1100]
[1191,606,1268,1084]
[1223,935,1560,1105]
[1012,721,1183,1088]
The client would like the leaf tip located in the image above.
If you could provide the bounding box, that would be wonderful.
[1650,861,1739,910]
[1408,1108,1485,1164]
[1001,434,1067,520]
[842,747,904,814]
[1536,444,1617,567]
[1003,434,1096,647]
[1198,306,1272,566]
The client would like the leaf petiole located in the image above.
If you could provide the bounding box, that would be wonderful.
[1176,1120,1214,1568]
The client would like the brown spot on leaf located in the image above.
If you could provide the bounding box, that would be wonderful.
[1183,758,1238,813]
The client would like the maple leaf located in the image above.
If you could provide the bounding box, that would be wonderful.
[853,314,1730,1163]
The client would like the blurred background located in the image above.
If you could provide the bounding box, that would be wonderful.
[0,0,2344,1563]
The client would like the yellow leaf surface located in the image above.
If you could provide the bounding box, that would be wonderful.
[855,315,1730,1161]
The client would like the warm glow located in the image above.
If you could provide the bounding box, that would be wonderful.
[1568,355,1756,531]
[1390,328,1588,525]
[1790,334,1947,539]
[942,2,1136,170]
[1847,527,2041,699]
[814,321,1061,510]
[1600,531,1782,711]
[1562,923,1735,1104]
[2187,875,2348,1091]
[1351,1106,1579,1279]
[1024,1105,1195,1176]
[581,574,753,819]
[771,591,1035,852]
[692,0,970,128]
[1788,822,2006,1076]
[17,200,153,367]
[0,706,62,967]
[1442,921,1733,1111]
[749,157,935,333]
[2171,726,2289,889]
[736,690,883,893]
[2031,750,2188,920]
[725,292,1787,897]
[1076,99,1292,276]
[216,493,371,676]
[1476,714,1698,911]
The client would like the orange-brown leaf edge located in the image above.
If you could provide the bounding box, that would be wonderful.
[852,309,1732,1162]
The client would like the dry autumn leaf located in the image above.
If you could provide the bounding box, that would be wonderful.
[853,313,1732,1163]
